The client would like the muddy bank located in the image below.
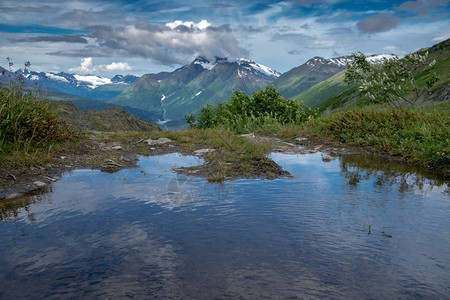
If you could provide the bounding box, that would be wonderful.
[1,132,328,200]
[3,130,438,201]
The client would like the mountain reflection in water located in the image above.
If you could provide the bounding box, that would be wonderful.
[0,152,448,299]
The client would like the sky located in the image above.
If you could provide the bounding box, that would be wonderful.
[0,0,449,77]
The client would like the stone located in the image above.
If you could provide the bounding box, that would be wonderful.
[112,145,123,150]
[194,148,216,155]
[156,138,172,144]
[33,181,47,187]
[322,155,333,162]
[240,133,255,139]
[295,137,308,142]
[60,156,67,160]
[144,137,172,146]
[5,193,22,200]
[6,174,17,181]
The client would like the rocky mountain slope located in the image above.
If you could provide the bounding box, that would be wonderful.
[109,57,280,123]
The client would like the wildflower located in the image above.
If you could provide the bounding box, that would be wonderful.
[437,152,440,154]
[442,152,445,156]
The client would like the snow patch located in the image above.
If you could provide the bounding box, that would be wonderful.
[195,91,202,96]
[366,54,397,63]
[45,72,70,83]
[194,60,216,70]
[73,74,111,88]
[161,95,166,101]
[237,58,280,78]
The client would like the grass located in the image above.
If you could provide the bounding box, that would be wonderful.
[301,108,450,172]
[109,128,287,182]
[0,78,77,167]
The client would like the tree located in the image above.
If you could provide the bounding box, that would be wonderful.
[344,51,439,108]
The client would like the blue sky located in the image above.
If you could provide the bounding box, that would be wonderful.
[0,0,448,76]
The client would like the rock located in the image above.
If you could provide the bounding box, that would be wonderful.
[194,148,216,155]
[6,174,17,181]
[112,145,123,150]
[60,156,67,160]
[5,193,22,200]
[144,137,173,145]
[101,159,123,169]
[33,181,47,187]
[295,137,308,142]
[322,155,333,162]
[45,176,58,182]
[240,133,255,139]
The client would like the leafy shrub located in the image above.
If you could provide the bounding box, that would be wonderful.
[0,70,75,152]
[345,52,439,107]
[185,86,318,133]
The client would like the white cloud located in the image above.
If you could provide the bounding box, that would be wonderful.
[307,40,336,48]
[165,20,212,30]
[69,57,133,74]
[432,34,450,42]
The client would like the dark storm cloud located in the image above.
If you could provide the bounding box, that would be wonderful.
[396,0,449,17]
[326,27,353,35]
[209,3,234,8]
[238,25,265,33]
[10,34,88,44]
[0,5,51,13]
[48,22,248,66]
[357,13,400,33]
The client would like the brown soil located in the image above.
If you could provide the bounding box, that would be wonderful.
[0,132,182,200]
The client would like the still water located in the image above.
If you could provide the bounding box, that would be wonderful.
[0,152,449,299]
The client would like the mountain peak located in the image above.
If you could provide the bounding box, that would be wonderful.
[306,56,352,68]
[193,56,218,70]
[192,56,280,78]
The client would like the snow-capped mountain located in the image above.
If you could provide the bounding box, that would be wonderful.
[366,54,397,63]
[273,54,396,99]
[192,56,280,78]
[13,69,139,100]
[109,56,281,123]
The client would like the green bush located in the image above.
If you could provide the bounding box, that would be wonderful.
[186,86,318,133]
[304,108,450,170]
[0,76,75,152]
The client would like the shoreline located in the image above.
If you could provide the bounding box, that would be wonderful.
[1,130,448,200]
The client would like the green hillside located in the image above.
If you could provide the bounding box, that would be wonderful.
[294,71,352,108]
[318,38,450,113]
[273,56,348,99]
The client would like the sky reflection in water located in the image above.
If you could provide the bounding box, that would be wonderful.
[0,152,449,299]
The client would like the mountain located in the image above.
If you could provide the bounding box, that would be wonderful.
[293,71,350,108]
[109,57,280,124]
[13,69,139,100]
[317,39,449,113]
[273,54,396,101]
[272,56,352,99]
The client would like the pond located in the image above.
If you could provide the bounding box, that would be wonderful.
[0,152,449,299]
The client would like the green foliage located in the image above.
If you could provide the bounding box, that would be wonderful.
[0,62,75,153]
[345,52,439,108]
[186,86,318,133]
[304,108,450,171]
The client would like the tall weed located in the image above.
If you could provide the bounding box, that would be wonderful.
[0,74,75,153]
